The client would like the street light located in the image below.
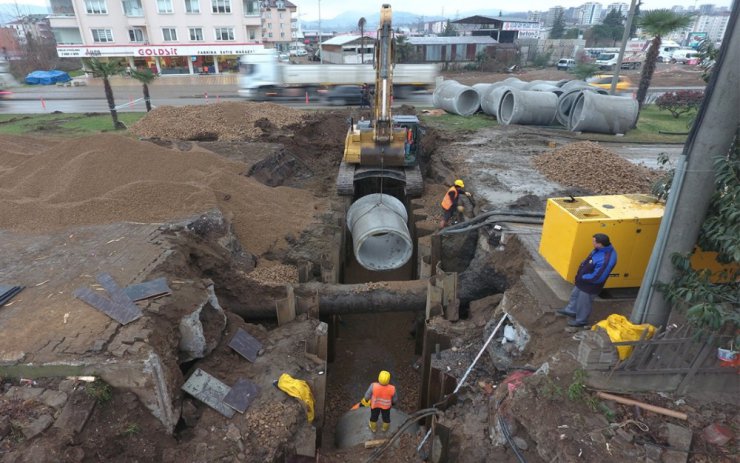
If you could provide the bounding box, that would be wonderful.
[318,0,323,64]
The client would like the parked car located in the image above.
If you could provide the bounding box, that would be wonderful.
[556,58,576,71]
[670,49,701,64]
[289,48,308,57]
[323,85,363,106]
[586,74,632,91]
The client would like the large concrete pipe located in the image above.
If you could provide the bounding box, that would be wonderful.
[346,193,413,271]
[556,86,607,127]
[335,408,419,448]
[498,89,558,126]
[480,86,512,118]
[527,83,565,96]
[500,77,528,88]
[472,83,496,99]
[569,91,639,134]
[432,80,480,116]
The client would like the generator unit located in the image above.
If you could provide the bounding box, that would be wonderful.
[539,194,664,289]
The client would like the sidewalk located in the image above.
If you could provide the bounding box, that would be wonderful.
[11,74,240,100]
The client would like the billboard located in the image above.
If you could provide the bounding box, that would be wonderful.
[687,32,708,48]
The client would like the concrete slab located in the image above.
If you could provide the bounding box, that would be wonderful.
[0,221,179,431]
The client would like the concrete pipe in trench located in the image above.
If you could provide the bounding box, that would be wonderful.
[480,86,513,119]
[335,408,419,448]
[569,91,639,134]
[346,193,412,271]
[432,80,480,116]
[498,89,558,126]
[556,86,607,127]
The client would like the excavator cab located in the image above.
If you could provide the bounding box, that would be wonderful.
[335,4,423,198]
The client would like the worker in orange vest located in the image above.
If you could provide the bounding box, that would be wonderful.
[361,370,397,432]
[440,179,472,229]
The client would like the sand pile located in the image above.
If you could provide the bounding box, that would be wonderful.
[533,141,660,194]
[0,134,324,254]
[129,102,306,141]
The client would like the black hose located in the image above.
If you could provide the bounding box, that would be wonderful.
[439,216,544,235]
[364,408,442,463]
[498,414,528,463]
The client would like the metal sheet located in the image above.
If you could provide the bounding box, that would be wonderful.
[73,287,142,325]
[96,273,139,312]
[181,368,235,418]
[223,378,260,414]
[0,286,23,307]
[123,277,171,302]
[228,328,263,363]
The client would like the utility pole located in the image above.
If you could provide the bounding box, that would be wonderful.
[318,0,323,64]
[609,0,637,94]
[631,1,739,327]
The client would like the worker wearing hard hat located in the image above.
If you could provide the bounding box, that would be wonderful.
[361,370,397,432]
[440,179,472,228]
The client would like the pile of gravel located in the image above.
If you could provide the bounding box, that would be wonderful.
[532,141,660,194]
[130,102,306,141]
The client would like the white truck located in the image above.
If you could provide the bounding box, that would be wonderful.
[238,50,438,101]
[595,50,645,70]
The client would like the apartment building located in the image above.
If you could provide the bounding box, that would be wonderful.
[48,0,272,75]
[260,0,297,50]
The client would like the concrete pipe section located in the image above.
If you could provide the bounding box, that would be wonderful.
[480,86,513,119]
[569,91,639,134]
[472,83,496,100]
[556,86,607,127]
[498,89,558,126]
[500,77,529,89]
[432,80,480,116]
[335,407,419,448]
[527,83,565,96]
[346,193,413,271]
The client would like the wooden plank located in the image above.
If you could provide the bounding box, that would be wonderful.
[426,283,443,319]
[364,439,388,449]
[275,285,296,326]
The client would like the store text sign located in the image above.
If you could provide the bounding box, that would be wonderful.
[57,44,264,58]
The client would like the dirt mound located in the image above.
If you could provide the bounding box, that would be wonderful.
[532,141,660,194]
[0,133,324,255]
[129,102,306,140]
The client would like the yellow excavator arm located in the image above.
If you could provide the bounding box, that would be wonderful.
[373,4,395,144]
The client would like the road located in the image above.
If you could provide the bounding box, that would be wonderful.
[0,80,702,114]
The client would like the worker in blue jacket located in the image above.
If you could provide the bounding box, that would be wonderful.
[557,233,618,327]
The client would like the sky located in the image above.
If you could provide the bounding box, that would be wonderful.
[1,0,733,21]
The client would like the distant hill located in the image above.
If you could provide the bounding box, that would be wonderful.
[0,2,49,24]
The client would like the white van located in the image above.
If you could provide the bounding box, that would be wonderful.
[670,48,700,64]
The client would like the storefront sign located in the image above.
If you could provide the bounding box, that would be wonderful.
[502,21,542,39]
[57,43,265,58]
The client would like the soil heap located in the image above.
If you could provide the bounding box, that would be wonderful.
[533,141,661,194]
[0,133,324,255]
[130,102,306,140]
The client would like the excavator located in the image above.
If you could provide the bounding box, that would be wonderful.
[335,4,424,198]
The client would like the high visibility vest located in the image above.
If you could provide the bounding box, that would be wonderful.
[371,383,396,410]
[406,128,413,143]
[441,186,458,211]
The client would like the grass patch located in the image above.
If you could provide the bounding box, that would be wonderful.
[120,423,142,437]
[0,112,146,136]
[420,112,496,132]
[86,379,113,404]
[576,105,691,144]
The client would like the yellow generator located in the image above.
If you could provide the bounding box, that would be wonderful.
[538,194,737,289]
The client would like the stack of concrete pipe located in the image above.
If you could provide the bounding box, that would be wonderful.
[432,80,480,116]
[434,77,639,135]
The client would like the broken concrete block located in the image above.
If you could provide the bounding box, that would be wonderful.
[702,422,732,446]
[53,388,97,436]
[179,286,227,362]
[660,423,692,463]
[21,413,54,439]
[0,415,10,439]
[40,389,69,409]
[5,386,45,401]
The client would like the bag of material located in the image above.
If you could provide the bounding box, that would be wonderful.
[592,314,656,360]
[277,373,315,422]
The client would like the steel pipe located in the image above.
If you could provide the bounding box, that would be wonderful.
[569,91,639,134]
[498,89,558,126]
[432,80,480,116]
[346,193,412,271]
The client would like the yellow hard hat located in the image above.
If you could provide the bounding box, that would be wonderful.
[454,179,464,188]
[378,370,391,385]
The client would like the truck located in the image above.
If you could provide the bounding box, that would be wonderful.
[595,51,645,70]
[237,50,438,101]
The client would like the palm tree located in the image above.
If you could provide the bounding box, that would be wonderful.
[87,58,125,129]
[130,68,157,112]
[635,10,692,109]
[358,17,366,64]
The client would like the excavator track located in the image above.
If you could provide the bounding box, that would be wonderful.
[335,162,423,197]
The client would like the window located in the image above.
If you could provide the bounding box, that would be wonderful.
[91,28,113,42]
[247,27,256,40]
[268,32,273,38]
[267,23,272,29]
[85,0,107,14]
[162,28,178,41]
[122,0,143,16]
[215,27,234,41]
[157,0,173,13]
[185,0,200,13]
[280,32,285,38]
[128,28,144,42]
[189,27,203,40]
[244,0,258,14]
[211,0,231,13]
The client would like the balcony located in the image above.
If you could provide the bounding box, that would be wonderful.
[48,16,79,28]
[50,0,75,17]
